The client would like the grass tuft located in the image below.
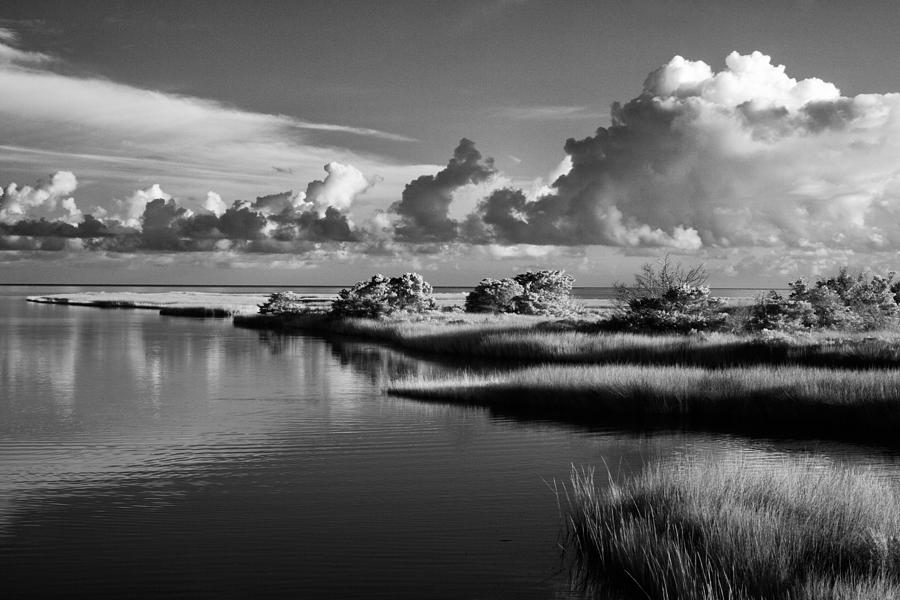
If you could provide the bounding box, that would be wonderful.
[563,457,900,599]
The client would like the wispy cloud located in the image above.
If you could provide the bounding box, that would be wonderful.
[493,104,609,121]
[0,32,420,205]
[0,28,51,64]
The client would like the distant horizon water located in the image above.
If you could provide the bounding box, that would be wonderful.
[0,284,781,300]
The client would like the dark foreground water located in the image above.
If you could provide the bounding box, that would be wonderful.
[2,286,900,599]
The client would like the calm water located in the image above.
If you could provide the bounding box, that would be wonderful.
[2,286,899,599]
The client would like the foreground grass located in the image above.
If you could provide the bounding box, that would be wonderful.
[388,364,900,445]
[564,457,900,599]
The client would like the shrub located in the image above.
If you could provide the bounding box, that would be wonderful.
[464,278,524,313]
[258,291,325,315]
[389,272,439,313]
[754,269,900,332]
[511,270,578,317]
[464,270,578,316]
[611,257,727,333]
[746,291,816,332]
[331,273,437,318]
[613,283,728,333]
[614,254,708,305]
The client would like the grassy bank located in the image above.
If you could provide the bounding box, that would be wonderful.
[33,293,900,369]
[388,364,900,445]
[563,457,900,599]
[237,311,900,369]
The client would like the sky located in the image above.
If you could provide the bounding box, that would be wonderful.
[2,0,900,286]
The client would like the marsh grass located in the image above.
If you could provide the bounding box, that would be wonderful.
[388,364,900,444]
[238,311,900,369]
[563,458,900,599]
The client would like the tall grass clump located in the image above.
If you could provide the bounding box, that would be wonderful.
[563,457,900,599]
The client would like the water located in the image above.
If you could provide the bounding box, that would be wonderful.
[2,286,898,599]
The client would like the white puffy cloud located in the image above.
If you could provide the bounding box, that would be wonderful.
[301,162,373,217]
[203,191,226,217]
[109,183,172,228]
[0,170,78,223]
[645,51,840,110]
[60,197,83,224]
[473,50,900,254]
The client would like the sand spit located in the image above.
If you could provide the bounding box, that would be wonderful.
[27,291,279,316]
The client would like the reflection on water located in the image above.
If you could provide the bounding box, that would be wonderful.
[2,287,900,599]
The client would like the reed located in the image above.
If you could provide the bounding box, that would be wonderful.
[388,364,900,445]
[563,457,900,599]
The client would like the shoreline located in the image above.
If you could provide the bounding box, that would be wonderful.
[25,290,900,449]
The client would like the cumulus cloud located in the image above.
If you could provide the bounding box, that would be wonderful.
[392,138,497,242]
[466,50,900,253]
[107,183,172,228]
[1,161,375,250]
[300,162,374,217]
[12,48,900,283]
[0,171,79,224]
[204,191,226,217]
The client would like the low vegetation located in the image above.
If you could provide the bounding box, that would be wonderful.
[606,255,728,333]
[388,363,900,444]
[464,270,579,316]
[563,457,900,599]
[748,268,900,332]
[245,261,900,371]
[330,272,438,318]
[257,290,331,315]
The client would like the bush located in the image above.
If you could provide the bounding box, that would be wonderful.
[746,291,816,332]
[613,283,728,333]
[331,273,437,318]
[464,278,523,313]
[614,254,708,305]
[512,270,578,317]
[611,257,727,333]
[389,272,439,313]
[464,270,578,316]
[258,291,326,315]
[750,269,900,332]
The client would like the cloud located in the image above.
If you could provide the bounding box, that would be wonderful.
[106,183,172,228]
[493,105,609,121]
[204,191,226,217]
[392,138,497,242]
[466,50,900,253]
[300,162,374,217]
[0,170,79,223]
[0,161,374,250]
[0,30,426,214]
[0,31,50,65]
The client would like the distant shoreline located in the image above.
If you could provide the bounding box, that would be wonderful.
[25,290,621,314]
